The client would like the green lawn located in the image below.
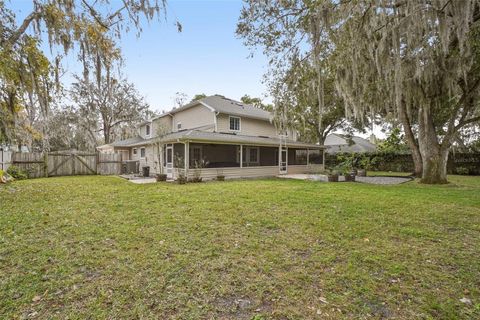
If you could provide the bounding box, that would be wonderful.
[1,176,479,319]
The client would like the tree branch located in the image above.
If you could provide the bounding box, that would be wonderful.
[2,10,40,47]
[81,0,109,29]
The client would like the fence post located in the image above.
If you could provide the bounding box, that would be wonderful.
[96,152,99,175]
[71,154,76,176]
[43,153,49,177]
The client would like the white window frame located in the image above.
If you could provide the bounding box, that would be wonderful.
[177,122,182,131]
[140,147,146,159]
[145,124,151,137]
[229,116,241,132]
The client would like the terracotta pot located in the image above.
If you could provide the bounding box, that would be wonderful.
[156,174,167,182]
[327,174,339,182]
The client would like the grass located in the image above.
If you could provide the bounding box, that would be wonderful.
[1,175,479,319]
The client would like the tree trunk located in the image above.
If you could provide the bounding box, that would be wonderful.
[420,146,449,184]
[103,124,110,144]
[417,106,448,184]
[398,101,422,177]
[401,125,423,177]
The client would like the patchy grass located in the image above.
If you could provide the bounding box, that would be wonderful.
[1,176,479,319]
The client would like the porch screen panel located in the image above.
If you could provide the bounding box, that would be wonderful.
[173,143,185,168]
[309,149,323,164]
[192,143,239,168]
[295,149,308,165]
[259,147,277,166]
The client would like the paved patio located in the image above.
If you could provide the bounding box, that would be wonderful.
[119,174,173,184]
[278,174,412,185]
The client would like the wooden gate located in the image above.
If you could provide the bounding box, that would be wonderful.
[47,152,97,177]
[9,151,121,178]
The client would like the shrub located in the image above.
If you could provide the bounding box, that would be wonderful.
[7,166,28,180]
[455,167,469,175]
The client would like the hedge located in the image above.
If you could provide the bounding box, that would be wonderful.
[326,152,480,175]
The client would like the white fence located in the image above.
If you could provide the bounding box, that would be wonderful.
[0,150,12,171]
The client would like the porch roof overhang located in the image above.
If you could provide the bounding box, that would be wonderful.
[127,130,324,149]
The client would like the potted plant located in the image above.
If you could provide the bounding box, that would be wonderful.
[337,152,359,176]
[326,168,339,182]
[342,165,355,182]
[358,156,377,177]
[156,173,167,182]
[216,168,225,181]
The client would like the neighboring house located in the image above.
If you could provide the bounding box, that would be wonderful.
[324,133,377,154]
[0,144,29,153]
[98,95,325,179]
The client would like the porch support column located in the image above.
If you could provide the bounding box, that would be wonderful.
[240,145,243,168]
[184,141,189,177]
[278,144,281,170]
[159,143,164,174]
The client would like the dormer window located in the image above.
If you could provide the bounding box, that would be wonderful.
[145,124,151,136]
[229,116,240,131]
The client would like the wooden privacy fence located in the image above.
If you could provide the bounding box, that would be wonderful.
[0,150,121,178]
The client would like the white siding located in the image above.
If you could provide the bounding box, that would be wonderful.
[216,114,277,137]
[130,145,156,175]
[172,104,215,131]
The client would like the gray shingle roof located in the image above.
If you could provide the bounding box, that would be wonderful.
[325,133,377,153]
[126,130,323,149]
[155,95,272,121]
[110,136,145,147]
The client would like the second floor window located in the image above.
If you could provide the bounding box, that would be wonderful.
[229,116,240,131]
[145,124,151,136]
[140,147,146,158]
[177,122,182,130]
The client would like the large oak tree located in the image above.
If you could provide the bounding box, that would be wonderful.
[0,0,177,149]
[238,0,480,183]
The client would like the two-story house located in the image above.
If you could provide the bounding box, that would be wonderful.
[98,95,325,179]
